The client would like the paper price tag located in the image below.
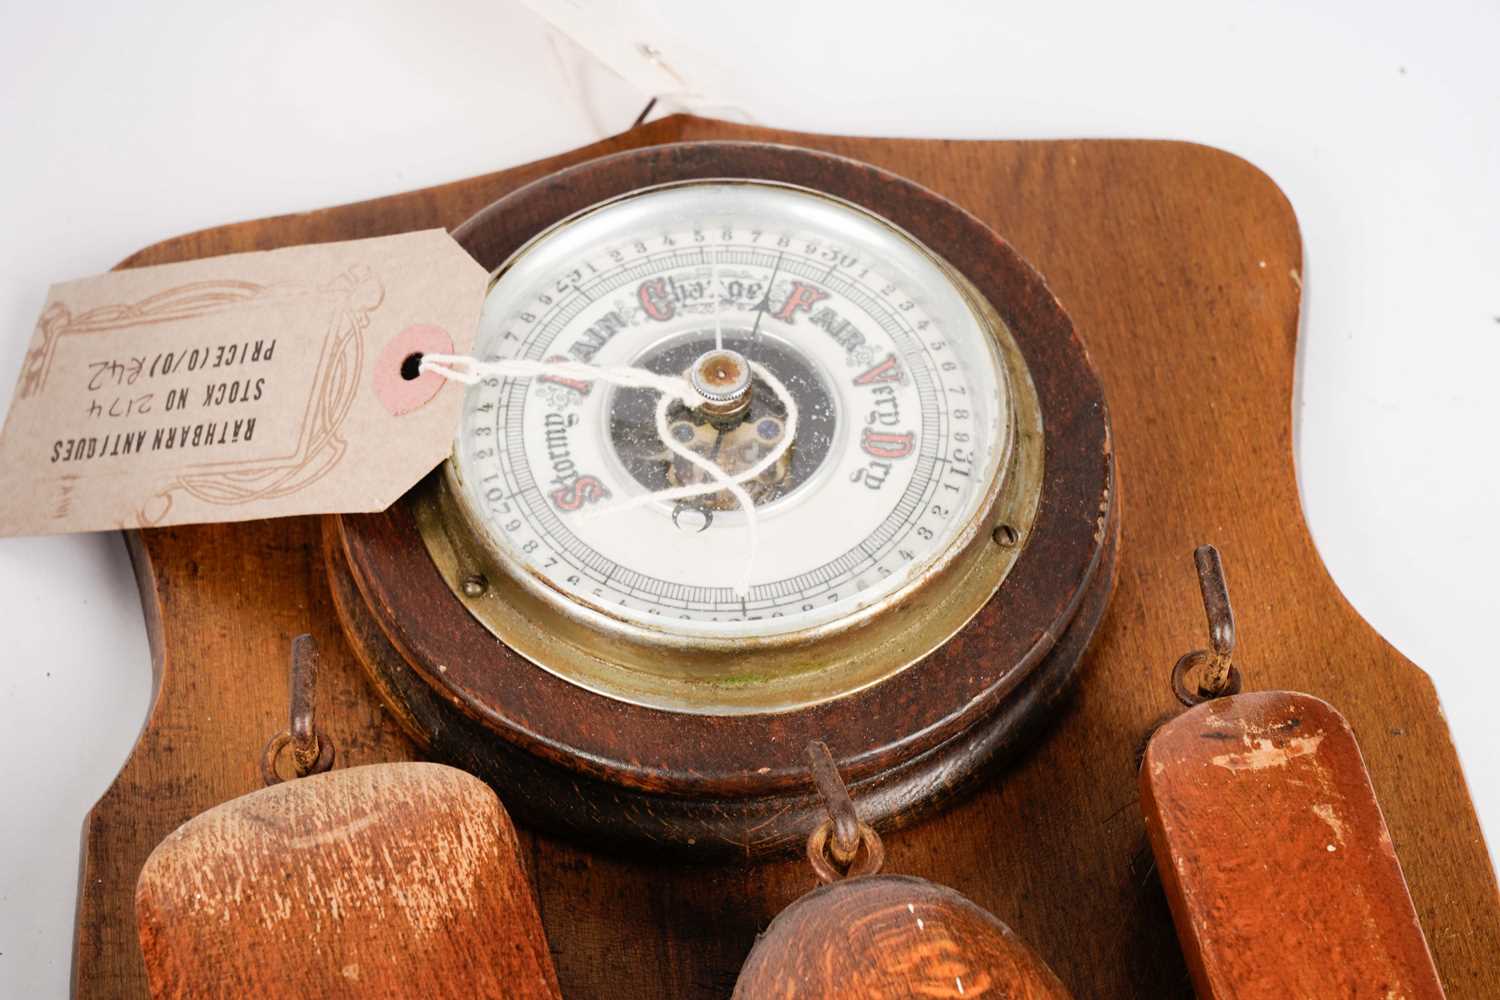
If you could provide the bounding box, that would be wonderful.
[0,230,487,536]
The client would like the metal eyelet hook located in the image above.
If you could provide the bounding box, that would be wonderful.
[1171,545,1244,707]
[261,634,336,785]
[804,741,884,883]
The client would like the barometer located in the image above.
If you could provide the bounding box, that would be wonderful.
[327,142,1116,854]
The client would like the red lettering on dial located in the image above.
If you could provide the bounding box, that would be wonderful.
[860,428,915,460]
[773,281,830,323]
[638,278,675,321]
[537,355,593,395]
[853,353,905,386]
[550,475,611,512]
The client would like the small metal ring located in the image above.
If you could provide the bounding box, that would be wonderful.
[260,727,335,785]
[806,818,885,884]
[1171,650,1243,707]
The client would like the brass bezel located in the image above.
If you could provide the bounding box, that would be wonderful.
[416,181,1045,715]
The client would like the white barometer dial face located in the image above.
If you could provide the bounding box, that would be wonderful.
[452,180,1012,642]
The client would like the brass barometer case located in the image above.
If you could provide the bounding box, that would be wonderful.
[327,141,1116,855]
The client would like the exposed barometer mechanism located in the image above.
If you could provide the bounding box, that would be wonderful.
[327,142,1116,855]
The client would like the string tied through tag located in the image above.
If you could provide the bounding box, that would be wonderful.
[418,353,798,598]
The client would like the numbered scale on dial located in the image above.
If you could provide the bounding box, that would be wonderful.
[329,142,1115,854]
[457,180,1013,656]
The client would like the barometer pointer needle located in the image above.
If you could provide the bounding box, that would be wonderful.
[748,252,783,351]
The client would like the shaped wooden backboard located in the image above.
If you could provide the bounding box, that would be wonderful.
[72,116,1500,998]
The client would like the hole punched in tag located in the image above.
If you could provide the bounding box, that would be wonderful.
[399,352,424,381]
[260,634,335,785]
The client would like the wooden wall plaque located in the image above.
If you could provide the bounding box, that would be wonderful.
[71,116,1500,998]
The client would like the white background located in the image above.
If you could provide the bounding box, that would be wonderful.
[2,2,1496,994]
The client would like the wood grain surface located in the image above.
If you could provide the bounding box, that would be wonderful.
[135,762,560,999]
[1141,691,1445,998]
[73,115,1500,998]
[732,874,1073,999]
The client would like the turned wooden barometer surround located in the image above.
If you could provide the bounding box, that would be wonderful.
[327,141,1116,854]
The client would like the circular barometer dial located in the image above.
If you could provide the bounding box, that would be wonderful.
[331,141,1113,853]
[433,179,1043,713]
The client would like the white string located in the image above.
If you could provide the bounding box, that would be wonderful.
[418,353,798,599]
[418,354,705,402]
[589,361,796,514]
[586,359,797,597]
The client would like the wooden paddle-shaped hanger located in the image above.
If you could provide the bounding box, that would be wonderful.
[135,636,560,999]
[1140,546,1446,998]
